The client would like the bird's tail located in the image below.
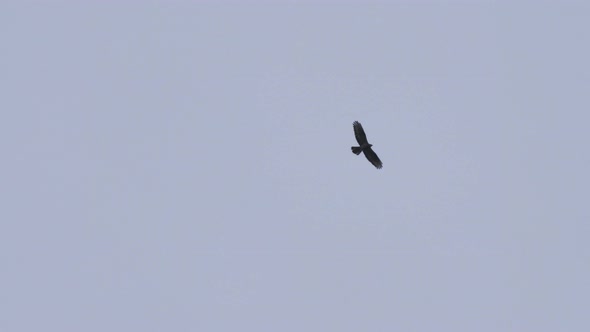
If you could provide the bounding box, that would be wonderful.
[351,146,362,155]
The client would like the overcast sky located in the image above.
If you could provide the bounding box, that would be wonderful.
[2,1,589,331]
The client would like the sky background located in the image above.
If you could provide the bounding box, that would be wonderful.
[2,1,589,331]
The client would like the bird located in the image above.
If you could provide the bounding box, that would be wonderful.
[351,121,383,169]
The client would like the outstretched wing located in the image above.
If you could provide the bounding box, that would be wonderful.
[353,121,368,145]
[363,147,383,169]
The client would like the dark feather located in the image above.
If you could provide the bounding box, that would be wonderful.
[353,121,368,145]
[351,146,363,155]
[363,147,383,169]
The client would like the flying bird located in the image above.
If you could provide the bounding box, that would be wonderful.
[351,121,383,169]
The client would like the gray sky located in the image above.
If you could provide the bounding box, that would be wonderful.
[2,1,589,331]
